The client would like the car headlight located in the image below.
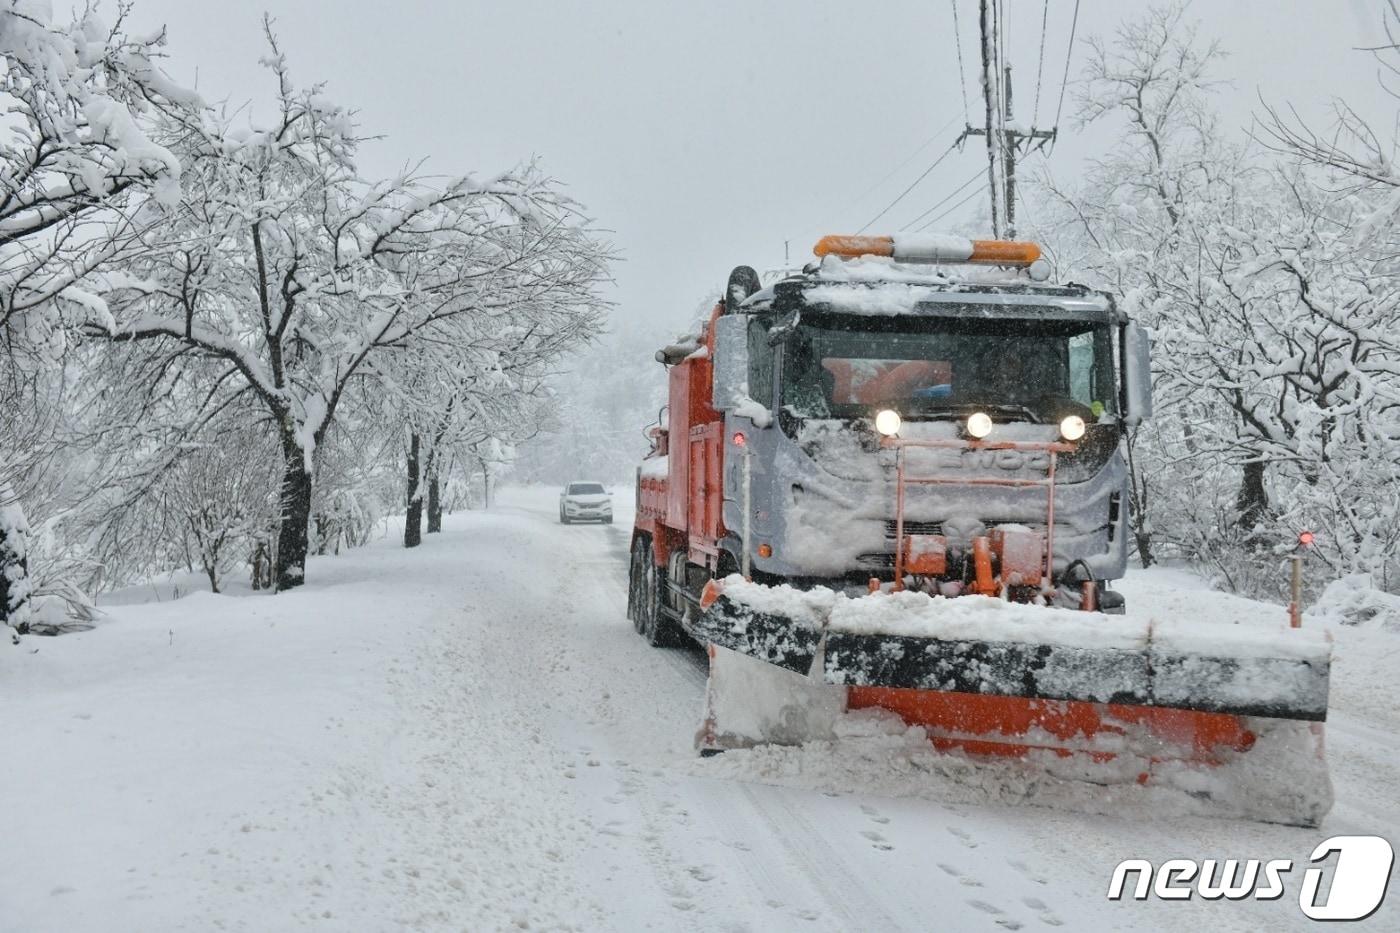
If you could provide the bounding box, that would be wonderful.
[874,409,902,437]
[966,411,993,439]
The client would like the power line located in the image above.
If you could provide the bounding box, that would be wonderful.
[915,181,990,232]
[950,0,971,126]
[838,112,961,218]
[1053,0,1082,131]
[855,139,961,234]
[899,168,983,230]
[1032,0,1049,124]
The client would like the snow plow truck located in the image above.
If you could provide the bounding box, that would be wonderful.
[628,234,1332,826]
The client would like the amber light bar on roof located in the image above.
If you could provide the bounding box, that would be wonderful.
[813,234,1042,267]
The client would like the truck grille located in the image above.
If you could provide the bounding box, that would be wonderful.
[882,519,944,538]
[885,519,1067,541]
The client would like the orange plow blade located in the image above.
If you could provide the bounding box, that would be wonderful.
[847,687,1256,774]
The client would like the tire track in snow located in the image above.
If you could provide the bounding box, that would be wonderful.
[524,491,968,930]
[505,488,1400,932]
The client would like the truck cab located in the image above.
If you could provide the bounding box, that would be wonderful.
[632,235,1153,641]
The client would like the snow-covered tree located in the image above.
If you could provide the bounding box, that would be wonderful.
[84,25,609,589]
[1033,2,1400,597]
[1,0,195,636]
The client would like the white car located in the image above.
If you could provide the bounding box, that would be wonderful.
[559,481,612,524]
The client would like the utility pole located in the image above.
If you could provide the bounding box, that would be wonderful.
[1003,64,1017,237]
[961,1,1055,238]
[977,0,1000,238]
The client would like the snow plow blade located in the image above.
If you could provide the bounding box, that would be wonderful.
[693,579,1333,826]
[692,583,1330,722]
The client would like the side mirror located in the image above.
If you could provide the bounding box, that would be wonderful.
[1122,322,1153,426]
[712,313,749,412]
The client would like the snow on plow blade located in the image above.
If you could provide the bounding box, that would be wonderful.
[693,581,1330,722]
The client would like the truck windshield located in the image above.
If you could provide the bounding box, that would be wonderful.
[780,314,1117,422]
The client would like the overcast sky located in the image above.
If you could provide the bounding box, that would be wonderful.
[129,1,1390,337]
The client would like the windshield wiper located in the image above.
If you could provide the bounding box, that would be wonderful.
[974,402,1043,424]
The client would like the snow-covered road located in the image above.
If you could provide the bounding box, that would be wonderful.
[4,487,1397,931]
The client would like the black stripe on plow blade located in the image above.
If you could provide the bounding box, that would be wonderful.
[689,595,819,674]
[698,596,1330,722]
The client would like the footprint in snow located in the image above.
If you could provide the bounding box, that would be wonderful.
[1008,859,1049,886]
[1021,896,1062,926]
[938,862,983,887]
[687,865,715,882]
[860,829,894,851]
[859,803,891,824]
[968,900,1024,930]
[947,826,978,848]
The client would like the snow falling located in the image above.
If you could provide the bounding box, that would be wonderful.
[3,2,1399,930]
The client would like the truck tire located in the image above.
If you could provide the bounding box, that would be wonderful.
[639,539,682,647]
[627,537,647,633]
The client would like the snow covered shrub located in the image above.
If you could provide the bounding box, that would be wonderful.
[1,485,34,640]
[1310,575,1400,632]
[164,434,280,593]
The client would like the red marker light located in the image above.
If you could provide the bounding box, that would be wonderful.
[1298,530,1315,548]
[732,432,746,447]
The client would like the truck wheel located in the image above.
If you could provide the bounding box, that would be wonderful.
[627,538,647,633]
[640,540,682,647]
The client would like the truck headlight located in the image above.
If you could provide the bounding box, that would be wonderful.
[1059,414,1086,441]
[966,411,993,439]
[874,409,902,437]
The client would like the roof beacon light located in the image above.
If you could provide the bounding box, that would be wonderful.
[814,234,1042,267]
